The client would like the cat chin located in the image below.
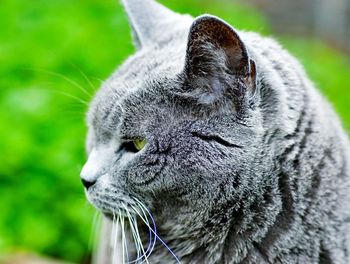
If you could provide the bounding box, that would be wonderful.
[102,210,130,220]
[86,193,137,219]
[89,199,131,219]
[102,211,115,220]
[102,208,134,220]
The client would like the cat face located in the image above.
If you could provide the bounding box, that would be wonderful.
[81,0,263,229]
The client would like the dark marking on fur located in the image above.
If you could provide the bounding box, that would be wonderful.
[191,131,244,148]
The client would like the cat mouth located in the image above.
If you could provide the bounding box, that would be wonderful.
[102,209,132,219]
[86,189,152,222]
[103,211,118,220]
[94,201,137,219]
[91,196,143,220]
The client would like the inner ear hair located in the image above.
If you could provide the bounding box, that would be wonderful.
[245,59,257,96]
[184,15,258,102]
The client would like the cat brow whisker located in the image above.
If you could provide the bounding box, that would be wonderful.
[69,62,98,94]
[27,68,93,98]
[25,86,90,111]
[36,85,90,106]
[90,76,104,83]
[54,90,89,106]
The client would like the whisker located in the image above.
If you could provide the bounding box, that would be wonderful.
[123,205,142,263]
[131,216,148,264]
[120,209,129,264]
[69,62,98,94]
[134,199,182,264]
[124,204,154,264]
[89,211,102,253]
[54,90,89,106]
[28,68,93,98]
[135,214,152,264]
[130,204,155,261]
[111,212,116,262]
[130,218,142,263]
[91,76,105,83]
[112,212,121,264]
[27,84,90,107]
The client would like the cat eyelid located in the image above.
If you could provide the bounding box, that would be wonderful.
[191,131,244,149]
[120,135,145,142]
[120,136,133,142]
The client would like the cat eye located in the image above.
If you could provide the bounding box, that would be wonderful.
[121,138,147,153]
[133,139,147,151]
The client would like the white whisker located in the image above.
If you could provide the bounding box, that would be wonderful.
[132,216,147,264]
[89,211,101,252]
[120,210,129,264]
[54,90,89,106]
[133,199,182,264]
[112,212,121,264]
[130,204,155,261]
[69,63,98,94]
[134,208,152,264]
[111,212,116,263]
[29,68,93,98]
[123,205,142,263]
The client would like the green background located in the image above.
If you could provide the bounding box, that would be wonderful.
[0,0,349,263]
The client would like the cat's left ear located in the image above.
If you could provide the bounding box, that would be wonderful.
[121,0,190,49]
[184,15,257,107]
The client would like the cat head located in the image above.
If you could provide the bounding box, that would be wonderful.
[81,0,263,237]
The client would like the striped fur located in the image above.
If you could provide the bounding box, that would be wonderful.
[82,1,350,263]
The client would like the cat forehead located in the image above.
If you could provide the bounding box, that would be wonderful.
[87,47,186,132]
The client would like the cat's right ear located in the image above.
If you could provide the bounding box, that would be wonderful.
[183,15,257,110]
[121,0,189,49]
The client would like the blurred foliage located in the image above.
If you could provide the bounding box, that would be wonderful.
[0,0,349,263]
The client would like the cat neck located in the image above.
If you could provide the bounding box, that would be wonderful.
[131,204,264,264]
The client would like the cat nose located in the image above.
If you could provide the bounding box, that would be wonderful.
[80,149,100,189]
[81,178,96,189]
[80,146,113,190]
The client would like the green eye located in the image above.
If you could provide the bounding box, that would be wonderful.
[133,138,147,151]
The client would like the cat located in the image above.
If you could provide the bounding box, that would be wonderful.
[80,0,350,263]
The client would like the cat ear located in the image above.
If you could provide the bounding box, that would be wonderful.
[121,0,188,49]
[184,15,257,106]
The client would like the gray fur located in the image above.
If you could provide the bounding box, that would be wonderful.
[121,0,192,49]
[82,0,350,263]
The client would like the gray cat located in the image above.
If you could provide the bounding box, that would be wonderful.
[80,0,350,263]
